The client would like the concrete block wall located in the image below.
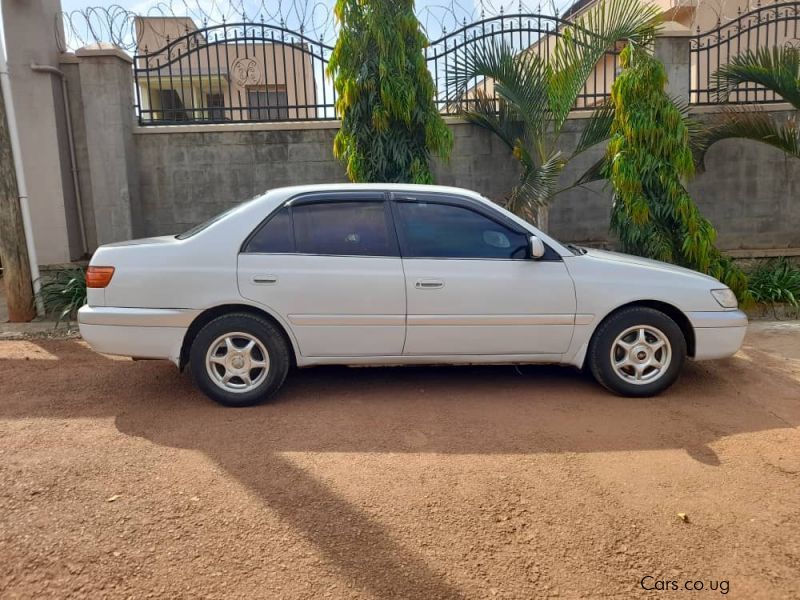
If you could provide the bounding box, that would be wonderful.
[691,115,800,251]
[132,113,800,252]
[136,126,347,236]
[135,121,524,237]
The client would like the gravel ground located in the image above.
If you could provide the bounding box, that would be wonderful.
[0,323,798,599]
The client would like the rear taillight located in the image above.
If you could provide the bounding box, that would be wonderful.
[86,266,115,288]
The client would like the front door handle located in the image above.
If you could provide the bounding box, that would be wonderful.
[415,279,444,290]
[252,275,278,285]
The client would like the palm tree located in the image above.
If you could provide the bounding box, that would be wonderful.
[447,0,660,230]
[702,47,799,161]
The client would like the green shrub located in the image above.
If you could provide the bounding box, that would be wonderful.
[38,267,87,326]
[327,0,452,183]
[606,43,749,302]
[747,259,800,308]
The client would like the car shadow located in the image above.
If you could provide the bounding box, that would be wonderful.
[1,338,798,598]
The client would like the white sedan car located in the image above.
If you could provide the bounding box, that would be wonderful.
[78,184,746,407]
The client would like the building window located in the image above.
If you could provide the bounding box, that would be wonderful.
[206,93,226,121]
[247,86,289,121]
[157,89,189,121]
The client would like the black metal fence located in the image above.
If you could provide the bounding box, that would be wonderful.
[132,11,622,125]
[132,4,800,125]
[134,22,336,124]
[690,1,800,105]
[424,12,620,113]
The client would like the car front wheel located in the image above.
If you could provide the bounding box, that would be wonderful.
[587,306,686,397]
[189,312,290,407]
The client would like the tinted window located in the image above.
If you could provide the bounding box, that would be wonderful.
[396,201,528,259]
[244,207,293,253]
[177,199,256,240]
[293,202,393,256]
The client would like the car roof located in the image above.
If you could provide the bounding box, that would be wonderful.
[264,183,488,202]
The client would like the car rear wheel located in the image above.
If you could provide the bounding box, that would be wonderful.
[189,312,290,407]
[588,306,686,397]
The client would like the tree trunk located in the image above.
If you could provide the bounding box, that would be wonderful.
[536,204,550,234]
[0,81,36,322]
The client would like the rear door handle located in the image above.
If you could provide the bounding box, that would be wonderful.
[252,275,278,285]
[415,279,444,290]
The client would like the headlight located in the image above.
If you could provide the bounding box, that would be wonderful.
[711,288,738,309]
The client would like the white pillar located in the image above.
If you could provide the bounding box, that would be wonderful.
[0,14,43,312]
[654,21,693,103]
[1,0,82,265]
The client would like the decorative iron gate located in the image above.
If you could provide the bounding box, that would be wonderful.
[132,11,621,125]
[131,4,800,124]
[133,21,336,124]
[423,11,620,113]
[690,1,800,105]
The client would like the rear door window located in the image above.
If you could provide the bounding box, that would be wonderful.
[292,201,394,257]
[242,206,293,253]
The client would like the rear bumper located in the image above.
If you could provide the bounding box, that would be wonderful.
[686,310,748,360]
[78,306,199,365]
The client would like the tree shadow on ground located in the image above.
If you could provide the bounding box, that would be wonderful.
[1,338,798,598]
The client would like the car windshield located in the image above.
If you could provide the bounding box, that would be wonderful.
[175,195,260,239]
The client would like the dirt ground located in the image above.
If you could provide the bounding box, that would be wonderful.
[0,323,798,599]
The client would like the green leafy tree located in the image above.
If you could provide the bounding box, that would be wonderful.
[607,44,748,300]
[700,47,799,161]
[328,0,452,183]
[448,0,659,230]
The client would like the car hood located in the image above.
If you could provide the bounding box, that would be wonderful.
[580,248,720,285]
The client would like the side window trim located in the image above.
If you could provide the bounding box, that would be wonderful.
[287,190,386,206]
[391,192,528,234]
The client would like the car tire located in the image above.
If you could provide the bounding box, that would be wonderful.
[587,306,686,397]
[189,312,290,407]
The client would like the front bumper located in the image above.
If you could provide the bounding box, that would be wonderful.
[78,306,199,365]
[686,310,748,360]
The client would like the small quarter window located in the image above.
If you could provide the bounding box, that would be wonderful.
[244,206,293,253]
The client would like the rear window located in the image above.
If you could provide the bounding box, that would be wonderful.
[176,196,258,240]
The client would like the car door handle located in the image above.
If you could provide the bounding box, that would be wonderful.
[252,275,278,285]
[415,279,444,290]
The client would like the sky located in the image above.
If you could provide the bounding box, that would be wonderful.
[59,0,573,49]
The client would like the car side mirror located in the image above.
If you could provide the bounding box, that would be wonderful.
[529,235,545,260]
